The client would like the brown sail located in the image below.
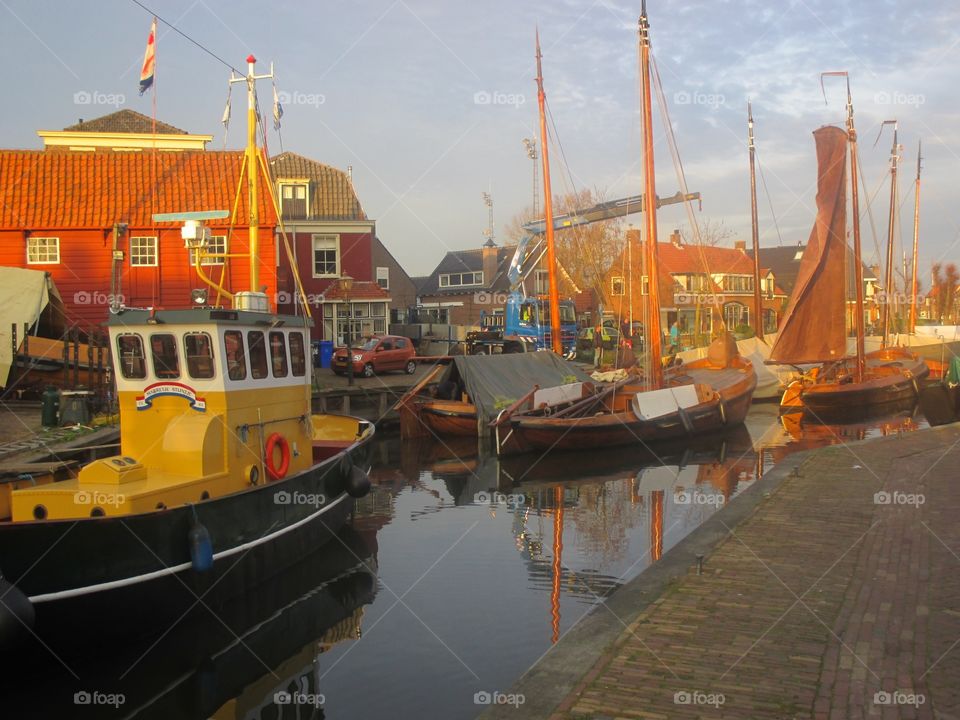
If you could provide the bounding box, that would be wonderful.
[769,126,849,364]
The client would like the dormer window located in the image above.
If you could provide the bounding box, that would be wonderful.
[279,182,309,219]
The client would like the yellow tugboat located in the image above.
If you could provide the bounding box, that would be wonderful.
[0,56,373,647]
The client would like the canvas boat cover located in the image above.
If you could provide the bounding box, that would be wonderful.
[0,267,65,388]
[441,352,593,429]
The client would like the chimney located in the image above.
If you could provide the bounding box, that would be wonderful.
[734,240,746,251]
[670,229,682,247]
[482,242,498,286]
[626,228,641,248]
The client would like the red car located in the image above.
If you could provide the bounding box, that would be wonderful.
[332,335,417,378]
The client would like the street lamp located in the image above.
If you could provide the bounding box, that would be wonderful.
[342,274,355,386]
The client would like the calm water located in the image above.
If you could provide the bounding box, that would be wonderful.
[3,404,925,719]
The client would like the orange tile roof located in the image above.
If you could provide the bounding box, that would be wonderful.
[655,241,756,275]
[321,280,390,300]
[0,150,277,229]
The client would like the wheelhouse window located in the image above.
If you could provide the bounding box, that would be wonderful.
[269,331,288,377]
[27,237,60,264]
[312,234,339,277]
[247,331,268,379]
[150,334,180,378]
[116,334,146,379]
[224,331,246,381]
[184,332,215,379]
[130,236,158,267]
[289,332,306,377]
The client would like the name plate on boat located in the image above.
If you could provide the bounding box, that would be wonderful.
[135,382,207,412]
[631,385,699,420]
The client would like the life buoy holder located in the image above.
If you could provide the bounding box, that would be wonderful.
[265,433,291,481]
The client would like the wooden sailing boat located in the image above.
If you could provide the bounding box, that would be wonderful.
[0,55,374,648]
[776,78,927,417]
[495,6,757,456]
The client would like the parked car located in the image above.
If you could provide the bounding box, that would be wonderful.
[332,335,417,377]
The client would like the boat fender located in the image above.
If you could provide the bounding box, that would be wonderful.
[339,450,354,479]
[346,465,371,498]
[189,511,214,573]
[0,576,34,648]
[264,433,291,481]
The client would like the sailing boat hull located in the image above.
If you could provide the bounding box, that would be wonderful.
[0,431,373,648]
[785,349,928,417]
[499,359,757,455]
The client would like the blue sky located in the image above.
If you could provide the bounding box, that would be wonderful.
[2,0,959,281]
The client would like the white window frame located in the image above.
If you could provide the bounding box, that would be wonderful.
[130,236,158,267]
[439,271,483,288]
[376,266,389,290]
[189,234,226,266]
[312,234,340,278]
[26,237,60,264]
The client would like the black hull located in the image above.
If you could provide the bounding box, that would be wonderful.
[2,526,378,719]
[0,431,374,649]
[799,377,922,419]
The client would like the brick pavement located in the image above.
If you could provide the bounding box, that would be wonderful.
[537,425,960,719]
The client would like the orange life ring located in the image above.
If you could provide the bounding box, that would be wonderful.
[265,433,291,481]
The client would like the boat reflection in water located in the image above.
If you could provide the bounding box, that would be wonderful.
[1,527,377,719]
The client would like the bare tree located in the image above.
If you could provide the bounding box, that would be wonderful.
[504,188,625,294]
[677,218,735,247]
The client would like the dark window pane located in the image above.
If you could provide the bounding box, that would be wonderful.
[117,334,146,379]
[248,331,268,379]
[289,332,306,377]
[224,331,246,380]
[269,331,288,378]
[150,334,180,379]
[184,333,215,379]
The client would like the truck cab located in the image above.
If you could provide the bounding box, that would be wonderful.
[505,293,577,355]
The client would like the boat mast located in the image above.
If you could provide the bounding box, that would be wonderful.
[639,1,663,389]
[910,140,922,334]
[534,32,563,355]
[747,102,764,340]
[880,120,899,347]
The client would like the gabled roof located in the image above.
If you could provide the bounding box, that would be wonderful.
[321,280,390,301]
[62,109,188,135]
[418,245,516,296]
[269,152,366,221]
[656,241,756,275]
[0,150,276,229]
[748,244,878,297]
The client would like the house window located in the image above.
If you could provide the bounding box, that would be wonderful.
[371,302,387,334]
[184,332,215,379]
[150,334,180,379]
[280,183,308,219]
[189,235,226,266]
[418,307,449,323]
[376,266,389,290]
[724,302,749,329]
[313,234,339,277]
[116,334,146,379]
[611,277,625,297]
[224,330,246,381]
[247,331,268,379]
[269,331,288,378]
[27,237,60,264]
[724,275,753,293]
[130,236,158,267]
[439,272,483,288]
[289,332,306,377]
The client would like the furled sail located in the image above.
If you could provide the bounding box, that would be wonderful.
[769,126,849,364]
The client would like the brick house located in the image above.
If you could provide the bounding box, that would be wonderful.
[601,229,787,342]
[270,151,416,342]
[416,241,517,326]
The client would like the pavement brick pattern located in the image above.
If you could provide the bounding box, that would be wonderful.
[551,425,960,720]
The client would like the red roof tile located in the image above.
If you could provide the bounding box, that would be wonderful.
[321,280,390,300]
[0,150,277,229]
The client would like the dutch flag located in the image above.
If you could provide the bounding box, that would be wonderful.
[139,18,156,95]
